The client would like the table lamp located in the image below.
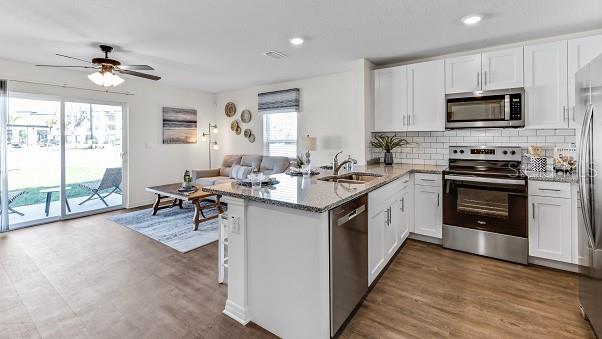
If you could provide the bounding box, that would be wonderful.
[304,135,317,167]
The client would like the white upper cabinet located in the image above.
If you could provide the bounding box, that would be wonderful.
[445,47,524,94]
[407,59,445,131]
[445,54,481,94]
[481,47,524,90]
[373,66,407,131]
[568,34,602,127]
[524,40,569,129]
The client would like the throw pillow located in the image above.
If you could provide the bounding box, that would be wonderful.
[230,165,253,180]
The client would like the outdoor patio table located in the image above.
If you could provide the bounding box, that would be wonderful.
[40,186,72,216]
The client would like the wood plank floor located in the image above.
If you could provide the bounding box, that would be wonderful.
[0,209,594,338]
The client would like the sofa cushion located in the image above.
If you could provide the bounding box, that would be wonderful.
[229,165,253,180]
[195,176,234,186]
[219,155,242,177]
[240,155,262,171]
[260,156,291,175]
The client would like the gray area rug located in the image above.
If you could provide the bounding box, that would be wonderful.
[109,202,224,253]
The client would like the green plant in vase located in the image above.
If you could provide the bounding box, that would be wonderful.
[294,155,306,169]
[183,170,193,189]
[370,135,410,165]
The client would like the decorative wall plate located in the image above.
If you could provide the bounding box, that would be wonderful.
[244,128,252,138]
[225,102,236,117]
[235,126,242,135]
[230,120,239,131]
[248,133,256,143]
[241,109,252,123]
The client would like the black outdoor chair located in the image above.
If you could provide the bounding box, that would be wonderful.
[78,167,122,207]
[0,190,25,216]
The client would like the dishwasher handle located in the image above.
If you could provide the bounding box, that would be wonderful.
[337,205,366,226]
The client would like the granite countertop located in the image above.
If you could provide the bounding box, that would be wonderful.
[524,170,579,183]
[202,164,446,213]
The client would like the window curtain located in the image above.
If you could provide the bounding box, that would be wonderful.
[258,88,300,114]
[0,79,8,231]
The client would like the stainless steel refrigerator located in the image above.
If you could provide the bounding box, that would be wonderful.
[576,53,602,337]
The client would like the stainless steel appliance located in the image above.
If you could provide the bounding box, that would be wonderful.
[575,53,602,337]
[442,146,529,264]
[445,88,524,129]
[329,195,368,337]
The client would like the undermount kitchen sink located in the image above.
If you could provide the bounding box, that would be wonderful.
[318,172,383,184]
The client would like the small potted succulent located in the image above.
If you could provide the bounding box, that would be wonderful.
[182,170,193,189]
[370,135,410,166]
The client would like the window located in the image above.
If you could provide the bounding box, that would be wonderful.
[263,112,297,158]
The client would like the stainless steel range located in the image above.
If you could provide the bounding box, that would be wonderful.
[442,146,528,264]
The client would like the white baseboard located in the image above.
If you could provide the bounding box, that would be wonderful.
[409,232,443,245]
[223,299,251,325]
[529,256,579,273]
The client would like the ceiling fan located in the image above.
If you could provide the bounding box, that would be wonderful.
[36,45,161,87]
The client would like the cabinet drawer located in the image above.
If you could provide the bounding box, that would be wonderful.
[529,181,571,199]
[414,173,442,187]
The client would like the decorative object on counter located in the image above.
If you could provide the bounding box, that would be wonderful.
[200,122,219,167]
[286,168,320,176]
[370,135,410,166]
[225,102,236,117]
[258,88,300,114]
[320,164,334,170]
[230,120,239,132]
[527,145,547,172]
[238,176,280,187]
[294,155,305,168]
[303,134,317,167]
[235,126,242,135]
[553,147,577,173]
[248,133,256,143]
[241,109,252,123]
[344,154,356,172]
[244,128,252,138]
[162,107,197,144]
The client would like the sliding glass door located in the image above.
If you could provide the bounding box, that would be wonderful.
[0,92,125,231]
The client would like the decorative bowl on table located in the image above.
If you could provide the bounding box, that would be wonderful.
[286,167,320,176]
[237,177,280,187]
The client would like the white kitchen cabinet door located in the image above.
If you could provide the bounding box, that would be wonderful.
[568,34,602,127]
[524,40,569,129]
[529,195,572,263]
[398,187,411,242]
[482,47,524,90]
[407,59,445,131]
[373,66,407,132]
[414,185,442,239]
[368,207,386,285]
[445,53,481,94]
[384,202,400,261]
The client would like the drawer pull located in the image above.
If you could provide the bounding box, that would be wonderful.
[538,188,561,192]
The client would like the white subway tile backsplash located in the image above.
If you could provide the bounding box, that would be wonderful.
[370,128,576,164]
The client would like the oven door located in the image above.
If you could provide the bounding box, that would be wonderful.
[443,174,528,238]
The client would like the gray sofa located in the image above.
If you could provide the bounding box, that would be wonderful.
[192,154,291,186]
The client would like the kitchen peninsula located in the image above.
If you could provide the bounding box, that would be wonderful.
[203,163,445,339]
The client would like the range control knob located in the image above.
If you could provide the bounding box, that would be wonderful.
[453,150,458,154]
[459,150,465,154]
[510,150,516,155]
[503,150,508,155]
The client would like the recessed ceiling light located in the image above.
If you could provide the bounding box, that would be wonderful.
[289,37,304,46]
[461,14,482,25]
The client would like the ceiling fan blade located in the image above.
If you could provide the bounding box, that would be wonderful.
[36,65,98,69]
[117,65,155,71]
[56,53,93,64]
[117,69,161,81]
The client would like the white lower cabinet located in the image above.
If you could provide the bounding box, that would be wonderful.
[529,193,572,263]
[368,206,386,285]
[398,186,411,242]
[414,183,442,239]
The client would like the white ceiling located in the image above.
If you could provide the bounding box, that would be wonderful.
[1,0,601,93]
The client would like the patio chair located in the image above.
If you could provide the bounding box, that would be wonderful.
[0,190,25,216]
[78,167,122,207]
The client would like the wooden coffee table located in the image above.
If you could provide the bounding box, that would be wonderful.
[145,183,223,230]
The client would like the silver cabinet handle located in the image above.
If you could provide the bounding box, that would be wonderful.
[532,202,535,219]
[388,207,392,226]
[538,188,561,192]
[437,193,440,207]
[420,178,436,182]
[477,71,480,89]
[401,197,405,212]
[484,71,487,87]
[562,106,567,122]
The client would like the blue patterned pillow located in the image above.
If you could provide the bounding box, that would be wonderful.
[229,165,253,180]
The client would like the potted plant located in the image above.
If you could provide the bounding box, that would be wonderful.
[370,135,410,166]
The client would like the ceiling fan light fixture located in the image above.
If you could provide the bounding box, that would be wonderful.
[88,70,124,87]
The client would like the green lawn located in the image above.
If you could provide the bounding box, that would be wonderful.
[8,183,119,207]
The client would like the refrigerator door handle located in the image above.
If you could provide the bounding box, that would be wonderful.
[578,104,595,248]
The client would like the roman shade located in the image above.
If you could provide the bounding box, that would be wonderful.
[258,88,300,114]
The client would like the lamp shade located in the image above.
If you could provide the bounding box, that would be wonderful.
[304,136,317,151]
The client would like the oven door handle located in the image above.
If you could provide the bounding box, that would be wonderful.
[444,174,525,186]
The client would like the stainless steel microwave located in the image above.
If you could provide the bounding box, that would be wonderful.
[445,88,524,129]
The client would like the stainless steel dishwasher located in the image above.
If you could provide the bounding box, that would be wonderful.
[329,195,368,337]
